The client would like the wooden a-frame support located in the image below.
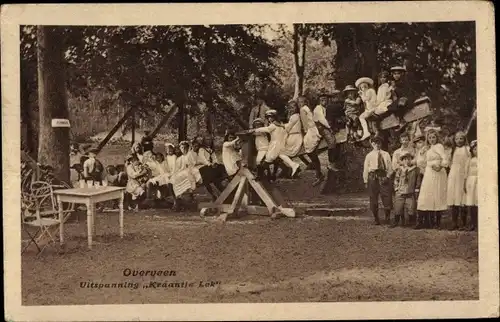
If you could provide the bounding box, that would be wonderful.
[198,133,295,222]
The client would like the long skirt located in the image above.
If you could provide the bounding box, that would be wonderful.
[170,169,197,197]
[447,164,468,206]
[303,127,321,154]
[282,133,303,157]
[464,175,478,206]
[417,166,448,211]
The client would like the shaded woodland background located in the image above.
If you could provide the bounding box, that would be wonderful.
[20,23,476,189]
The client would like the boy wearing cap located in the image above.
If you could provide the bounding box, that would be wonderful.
[391,151,421,228]
[363,136,393,225]
[392,132,416,172]
[253,118,270,166]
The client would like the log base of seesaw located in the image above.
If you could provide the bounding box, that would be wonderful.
[198,167,295,222]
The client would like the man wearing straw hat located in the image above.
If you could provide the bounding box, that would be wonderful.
[385,65,415,130]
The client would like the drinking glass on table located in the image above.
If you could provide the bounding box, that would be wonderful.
[87,180,94,188]
[102,180,108,187]
[94,181,101,188]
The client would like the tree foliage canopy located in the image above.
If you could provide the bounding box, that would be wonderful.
[21,21,476,142]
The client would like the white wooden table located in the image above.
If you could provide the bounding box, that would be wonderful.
[54,186,125,249]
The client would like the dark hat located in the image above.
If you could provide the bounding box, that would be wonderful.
[343,85,357,92]
[88,147,99,154]
[400,151,414,160]
[318,89,330,98]
[413,134,425,143]
[370,136,383,144]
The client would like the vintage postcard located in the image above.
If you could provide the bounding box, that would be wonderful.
[2,2,499,321]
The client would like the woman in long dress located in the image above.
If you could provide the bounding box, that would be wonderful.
[417,129,450,229]
[282,100,303,158]
[447,131,471,230]
[463,140,478,231]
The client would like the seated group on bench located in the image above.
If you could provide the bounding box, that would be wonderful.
[71,135,240,211]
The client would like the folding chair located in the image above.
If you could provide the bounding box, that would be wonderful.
[21,181,74,255]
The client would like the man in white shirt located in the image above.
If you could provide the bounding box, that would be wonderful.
[249,96,270,128]
[363,136,393,225]
[313,92,340,172]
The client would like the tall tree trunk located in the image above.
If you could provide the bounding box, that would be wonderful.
[21,59,38,158]
[37,26,70,184]
[293,24,307,99]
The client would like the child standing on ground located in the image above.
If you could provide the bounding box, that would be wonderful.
[447,131,471,230]
[417,129,449,229]
[464,140,478,231]
[343,85,362,142]
[356,77,377,141]
[363,136,394,225]
[391,151,421,228]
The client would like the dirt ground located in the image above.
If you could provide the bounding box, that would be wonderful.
[22,143,478,305]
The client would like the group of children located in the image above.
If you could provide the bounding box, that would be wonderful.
[344,66,413,142]
[364,130,478,231]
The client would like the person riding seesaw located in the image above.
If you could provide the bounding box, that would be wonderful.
[363,66,416,133]
[247,109,301,182]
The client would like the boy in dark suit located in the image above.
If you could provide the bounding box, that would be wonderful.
[390,151,421,228]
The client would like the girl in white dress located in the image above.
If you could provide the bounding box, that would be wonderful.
[282,100,303,158]
[170,141,198,200]
[412,134,429,229]
[374,71,393,115]
[251,109,301,180]
[447,131,471,230]
[464,140,478,231]
[417,129,450,229]
[222,131,242,177]
[356,77,377,141]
